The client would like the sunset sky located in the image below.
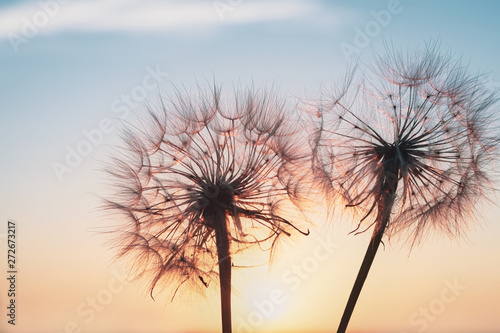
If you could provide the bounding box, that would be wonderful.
[1,1,500,332]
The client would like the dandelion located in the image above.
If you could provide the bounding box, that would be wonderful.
[312,44,499,332]
[103,83,309,333]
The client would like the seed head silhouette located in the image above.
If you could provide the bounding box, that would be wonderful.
[104,83,309,333]
[311,44,499,332]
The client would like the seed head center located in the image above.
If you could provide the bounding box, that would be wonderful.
[202,182,237,210]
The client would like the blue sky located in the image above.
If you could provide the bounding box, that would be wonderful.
[1,1,500,332]
[1,0,498,189]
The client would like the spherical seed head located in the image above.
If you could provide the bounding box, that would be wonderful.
[104,83,310,299]
[314,44,499,247]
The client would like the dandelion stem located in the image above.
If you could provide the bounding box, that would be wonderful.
[337,217,386,333]
[211,207,232,333]
[337,168,399,333]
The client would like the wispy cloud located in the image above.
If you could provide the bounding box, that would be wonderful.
[0,0,325,39]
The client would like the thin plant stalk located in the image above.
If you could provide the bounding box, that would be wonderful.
[337,164,398,333]
[209,207,232,333]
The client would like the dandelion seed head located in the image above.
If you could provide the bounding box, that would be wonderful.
[104,83,310,300]
[314,44,499,247]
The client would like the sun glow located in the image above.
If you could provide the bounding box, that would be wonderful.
[235,268,293,331]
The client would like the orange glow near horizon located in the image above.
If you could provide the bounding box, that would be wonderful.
[2,203,499,333]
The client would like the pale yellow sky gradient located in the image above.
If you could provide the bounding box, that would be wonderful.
[2,175,499,332]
